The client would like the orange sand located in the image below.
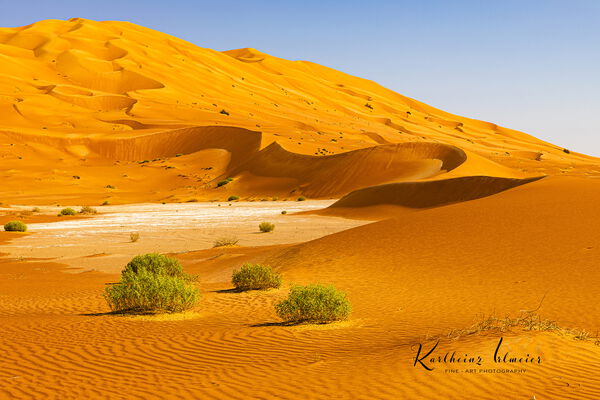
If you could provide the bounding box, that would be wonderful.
[1,17,600,400]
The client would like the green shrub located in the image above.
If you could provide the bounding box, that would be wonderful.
[232,264,281,291]
[79,206,97,214]
[217,177,233,187]
[228,195,239,201]
[297,196,306,201]
[259,222,275,232]
[275,284,351,323]
[4,221,27,232]
[104,268,199,313]
[213,236,239,247]
[59,207,77,216]
[122,253,191,280]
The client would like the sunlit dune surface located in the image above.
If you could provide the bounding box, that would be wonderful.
[1,17,600,400]
[0,18,599,205]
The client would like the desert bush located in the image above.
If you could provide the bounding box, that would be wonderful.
[31,207,40,213]
[217,177,233,187]
[259,222,275,232]
[281,210,287,214]
[275,284,351,323]
[104,268,199,313]
[59,207,77,216]
[213,236,239,247]
[297,196,306,201]
[101,200,110,206]
[79,206,97,214]
[4,221,27,232]
[228,195,239,201]
[232,263,281,291]
[105,184,115,189]
[122,253,192,280]
[130,232,140,242]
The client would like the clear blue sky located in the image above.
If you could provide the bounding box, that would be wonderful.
[1,0,598,155]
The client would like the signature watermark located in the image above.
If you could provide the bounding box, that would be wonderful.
[413,337,542,372]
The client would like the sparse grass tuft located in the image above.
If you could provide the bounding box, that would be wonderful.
[59,207,77,216]
[232,264,281,291]
[4,221,27,232]
[101,200,110,206]
[275,284,351,323]
[31,207,41,213]
[79,206,97,214]
[213,237,239,247]
[130,232,140,243]
[105,185,116,189]
[259,222,275,232]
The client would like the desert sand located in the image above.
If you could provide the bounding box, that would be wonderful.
[1,18,600,400]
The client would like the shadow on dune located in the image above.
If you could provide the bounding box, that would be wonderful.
[329,175,545,210]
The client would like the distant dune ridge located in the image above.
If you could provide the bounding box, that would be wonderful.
[0,18,598,205]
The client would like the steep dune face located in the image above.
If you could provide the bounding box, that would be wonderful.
[227,142,467,197]
[325,175,544,210]
[0,18,598,203]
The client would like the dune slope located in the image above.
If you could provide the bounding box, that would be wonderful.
[0,18,599,204]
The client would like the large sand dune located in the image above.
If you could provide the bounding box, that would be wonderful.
[1,18,599,204]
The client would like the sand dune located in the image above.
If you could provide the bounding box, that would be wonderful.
[1,18,599,204]
[321,175,544,213]
[2,177,600,399]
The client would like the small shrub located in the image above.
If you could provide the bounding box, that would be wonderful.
[259,222,275,232]
[101,200,110,206]
[123,253,191,280]
[130,232,140,242]
[175,153,183,157]
[228,195,239,201]
[275,284,351,323]
[563,148,571,154]
[59,207,77,216]
[232,264,281,291]
[4,221,27,232]
[213,237,239,247]
[105,185,115,189]
[79,206,97,214]
[281,210,287,214]
[104,268,199,313]
[217,177,233,187]
[31,207,40,213]
[297,196,306,201]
